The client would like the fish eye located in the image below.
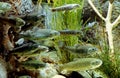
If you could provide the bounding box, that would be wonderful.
[49,33,53,37]
[88,48,95,52]
[92,48,96,51]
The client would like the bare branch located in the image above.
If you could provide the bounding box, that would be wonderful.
[106,2,113,23]
[112,15,120,28]
[88,0,105,21]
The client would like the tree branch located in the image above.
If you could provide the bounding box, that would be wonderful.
[88,0,105,21]
[112,15,120,28]
[105,2,113,23]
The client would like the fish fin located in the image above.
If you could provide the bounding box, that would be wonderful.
[74,44,81,48]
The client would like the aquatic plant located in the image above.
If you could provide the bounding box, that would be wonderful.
[51,0,84,63]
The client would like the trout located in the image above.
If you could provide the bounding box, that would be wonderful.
[20,27,60,41]
[58,58,102,72]
[51,4,80,12]
[59,42,98,56]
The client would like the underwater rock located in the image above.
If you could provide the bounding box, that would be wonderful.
[58,58,102,73]
[0,58,7,78]
[51,4,80,12]
[86,70,108,78]
[39,63,58,78]
[39,51,60,64]
[52,75,66,78]
[20,27,60,42]
[80,21,99,44]
[12,0,35,15]
[78,71,92,78]
[0,2,11,14]
[78,70,108,78]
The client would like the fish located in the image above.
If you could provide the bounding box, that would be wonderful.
[0,2,11,13]
[51,4,80,12]
[59,42,98,56]
[58,58,102,72]
[58,30,83,36]
[20,27,60,42]
[20,59,46,69]
[12,43,49,56]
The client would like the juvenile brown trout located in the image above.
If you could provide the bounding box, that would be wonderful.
[59,43,98,56]
[58,58,102,72]
[20,27,60,41]
[12,43,49,56]
[20,59,46,69]
[51,4,80,12]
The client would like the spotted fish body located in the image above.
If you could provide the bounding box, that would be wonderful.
[51,4,80,12]
[0,2,11,13]
[20,27,60,41]
[59,30,83,35]
[63,44,98,56]
[20,60,46,69]
[12,43,49,56]
[59,58,102,72]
